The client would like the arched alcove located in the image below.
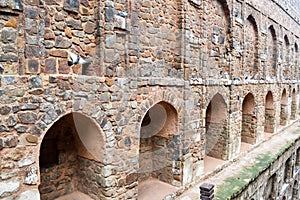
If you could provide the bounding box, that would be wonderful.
[280,89,288,126]
[241,93,257,146]
[244,15,259,77]
[284,157,293,183]
[295,43,299,80]
[291,89,297,119]
[137,0,181,78]
[296,147,300,170]
[268,26,277,78]
[206,0,231,79]
[264,91,275,134]
[292,180,299,199]
[283,35,290,79]
[205,93,228,160]
[39,112,105,199]
[138,101,179,189]
[264,173,277,199]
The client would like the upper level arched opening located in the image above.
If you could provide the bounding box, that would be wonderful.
[267,25,277,78]
[244,15,259,78]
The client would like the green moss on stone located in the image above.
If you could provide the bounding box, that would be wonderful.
[215,153,274,199]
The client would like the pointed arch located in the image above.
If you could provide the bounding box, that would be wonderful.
[292,180,299,199]
[268,25,277,78]
[138,101,179,194]
[283,35,290,79]
[205,93,228,160]
[265,91,275,133]
[206,0,231,79]
[291,88,297,119]
[38,112,105,199]
[241,93,257,145]
[244,15,259,76]
[280,89,288,126]
[284,157,293,182]
[264,173,277,199]
[295,42,299,79]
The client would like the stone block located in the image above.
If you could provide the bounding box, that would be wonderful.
[26,59,40,74]
[29,125,41,136]
[7,115,17,127]
[16,189,40,200]
[115,15,126,29]
[64,0,79,13]
[105,7,115,22]
[18,112,37,124]
[0,106,11,115]
[0,125,9,132]
[55,36,72,49]
[5,17,18,28]
[58,59,70,74]
[84,21,95,34]
[1,27,17,44]
[66,18,82,30]
[25,45,40,58]
[2,45,16,53]
[0,169,19,180]
[126,173,137,185]
[0,178,20,197]
[24,166,38,185]
[24,0,39,6]
[25,7,38,19]
[18,156,35,167]
[45,58,57,74]
[15,125,28,133]
[25,134,38,143]
[29,76,42,88]
[0,53,18,62]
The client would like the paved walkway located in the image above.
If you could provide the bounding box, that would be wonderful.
[174,120,300,200]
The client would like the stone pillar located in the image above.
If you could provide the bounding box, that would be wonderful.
[199,183,214,200]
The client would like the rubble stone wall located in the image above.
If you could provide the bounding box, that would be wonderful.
[0,0,300,199]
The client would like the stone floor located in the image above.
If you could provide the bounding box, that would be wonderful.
[175,120,300,200]
[138,178,178,200]
[55,191,93,200]
[203,156,224,173]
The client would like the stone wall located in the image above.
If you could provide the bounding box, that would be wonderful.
[0,0,300,199]
[241,114,256,144]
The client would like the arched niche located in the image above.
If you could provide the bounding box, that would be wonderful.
[283,35,290,79]
[264,91,275,133]
[291,89,297,120]
[138,101,180,189]
[280,89,288,126]
[264,173,277,200]
[241,93,257,145]
[206,0,231,79]
[268,25,277,78]
[205,93,228,160]
[39,112,105,199]
[244,15,259,77]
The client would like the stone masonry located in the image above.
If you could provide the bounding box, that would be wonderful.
[0,0,299,199]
